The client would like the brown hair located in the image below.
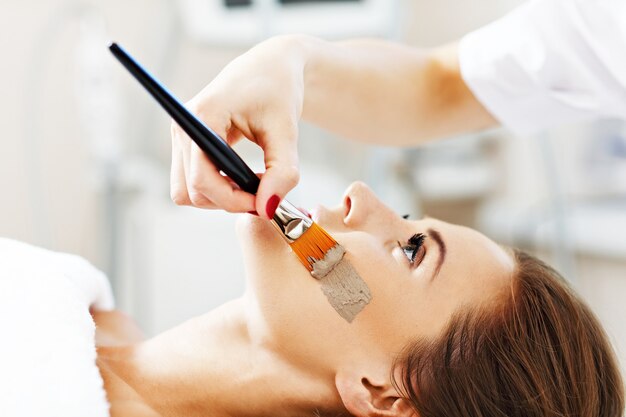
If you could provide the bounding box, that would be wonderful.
[393,249,624,417]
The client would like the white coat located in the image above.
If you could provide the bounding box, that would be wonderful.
[459,0,626,135]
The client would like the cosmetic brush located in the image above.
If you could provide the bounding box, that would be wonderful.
[109,42,342,276]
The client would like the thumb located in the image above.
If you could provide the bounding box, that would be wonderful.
[255,124,300,220]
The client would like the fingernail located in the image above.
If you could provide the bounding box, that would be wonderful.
[247,210,259,216]
[266,195,280,219]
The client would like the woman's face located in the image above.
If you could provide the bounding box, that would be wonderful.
[237,182,514,374]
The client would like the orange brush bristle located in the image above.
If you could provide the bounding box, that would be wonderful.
[289,222,338,271]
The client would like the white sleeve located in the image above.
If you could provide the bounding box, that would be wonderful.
[459,0,626,135]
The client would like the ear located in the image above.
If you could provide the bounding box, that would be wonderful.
[335,370,416,417]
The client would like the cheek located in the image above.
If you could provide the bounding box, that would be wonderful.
[337,239,422,350]
[346,243,452,350]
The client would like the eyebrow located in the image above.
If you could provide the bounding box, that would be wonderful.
[427,228,446,279]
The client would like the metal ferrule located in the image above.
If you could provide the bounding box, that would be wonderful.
[271,199,313,242]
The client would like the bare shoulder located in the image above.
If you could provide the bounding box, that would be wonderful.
[109,401,162,417]
[91,309,145,347]
[98,352,160,417]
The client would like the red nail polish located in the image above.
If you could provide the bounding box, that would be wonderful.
[266,195,280,219]
[247,210,259,216]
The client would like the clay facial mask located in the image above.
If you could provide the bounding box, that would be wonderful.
[311,245,372,323]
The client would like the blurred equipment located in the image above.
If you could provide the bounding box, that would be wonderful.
[74,8,123,290]
[73,0,180,304]
[179,0,401,44]
[581,120,626,196]
[407,134,499,226]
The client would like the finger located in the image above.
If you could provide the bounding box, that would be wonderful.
[172,127,221,209]
[188,141,256,212]
[225,125,245,146]
[183,105,255,211]
[184,142,219,209]
[170,124,191,206]
[254,120,300,219]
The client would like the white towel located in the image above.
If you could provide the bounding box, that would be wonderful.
[0,238,114,417]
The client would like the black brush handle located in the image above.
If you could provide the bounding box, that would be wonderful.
[109,42,260,194]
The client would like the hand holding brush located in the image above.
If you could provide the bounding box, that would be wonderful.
[109,42,372,322]
[109,42,338,274]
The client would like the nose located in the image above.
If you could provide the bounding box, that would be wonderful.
[342,181,396,229]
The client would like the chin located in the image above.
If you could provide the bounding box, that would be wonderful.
[235,212,302,287]
[235,213,333,340]
[235,213,278,242]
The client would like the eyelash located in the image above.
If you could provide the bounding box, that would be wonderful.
[398,233,427,266]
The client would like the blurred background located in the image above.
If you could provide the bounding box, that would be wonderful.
[1,0,625,374]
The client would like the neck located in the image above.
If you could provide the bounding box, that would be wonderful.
[98,299,343,417]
